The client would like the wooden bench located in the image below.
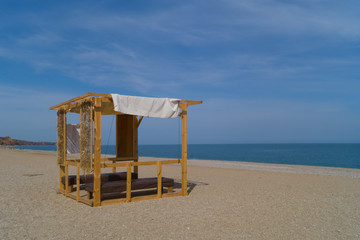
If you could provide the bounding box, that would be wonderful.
[85,177,174,198]
[61,172,138,191]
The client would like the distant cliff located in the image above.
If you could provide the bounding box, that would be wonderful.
[0,136,55,146]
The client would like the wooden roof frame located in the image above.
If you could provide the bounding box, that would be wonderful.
[49,92,202,112]
[50,92,202,206]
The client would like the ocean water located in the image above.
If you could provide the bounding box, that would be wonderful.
[15,144,360,169]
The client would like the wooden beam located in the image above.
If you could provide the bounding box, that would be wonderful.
[100,97,113,103]
[93,98,102,207]
[100,159,180,168]
[137,116,144,128]
[50,93,202,111]
[67,193,77,200]
[66,100,85,111]
[68,190,184,207]
[100,157,138,162]
[49,92,111,110]
[180,100,203,106]
[50,93,91,110]
[67,160,80,166]
[79,197,93,206]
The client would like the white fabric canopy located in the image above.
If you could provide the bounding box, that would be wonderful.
[111,94,181,118]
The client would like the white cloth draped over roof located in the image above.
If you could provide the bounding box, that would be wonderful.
[111,94,181,118]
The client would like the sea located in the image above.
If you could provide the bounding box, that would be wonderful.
[14,143,360,169]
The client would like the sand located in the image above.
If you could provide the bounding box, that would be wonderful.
[1,149,359,239]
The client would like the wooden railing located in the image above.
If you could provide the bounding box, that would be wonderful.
[63,158,182,206]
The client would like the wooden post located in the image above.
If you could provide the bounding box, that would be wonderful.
[133,116,139,176]
[59,110,66,192]
[77,163,80,202]
[112,160,116,173]
[89,101,93,177]
[157,161,162,198]
[181,104,188,196]
[65,161,69,196]
[93,98,102,207]
[59,166,65,191]
[126,163,132,202]
[64,111,67,165]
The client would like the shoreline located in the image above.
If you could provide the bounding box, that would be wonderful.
[7,148,360,178]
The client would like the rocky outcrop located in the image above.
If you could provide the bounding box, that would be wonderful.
[0,136,55,146]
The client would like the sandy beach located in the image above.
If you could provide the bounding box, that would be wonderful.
[1,149,359,239]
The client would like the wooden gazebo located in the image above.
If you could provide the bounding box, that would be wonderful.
[49,93,201,206]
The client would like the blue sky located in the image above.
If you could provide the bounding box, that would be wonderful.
[0,0,359,144]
